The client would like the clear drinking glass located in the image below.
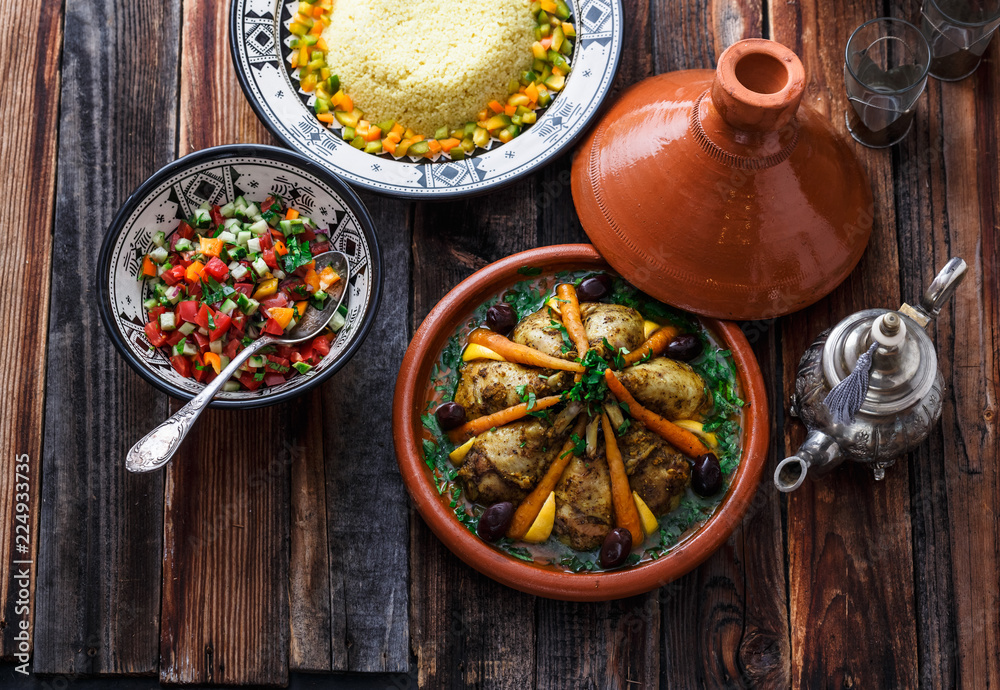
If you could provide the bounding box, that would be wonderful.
[844,18,931,148]
[921,0,1000,81]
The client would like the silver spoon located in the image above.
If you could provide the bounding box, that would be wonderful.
[126,251,350,473]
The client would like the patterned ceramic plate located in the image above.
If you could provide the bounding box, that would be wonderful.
[98,144,381,408]
[230,0,623,198]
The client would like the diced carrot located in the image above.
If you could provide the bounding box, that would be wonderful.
[488,100,504,114]
[141,256,157,277]
[269,307,295,329]
[203,352,222,375]
[383,138,397,155]
[427,139,442,154]
[274,240,289,256]
[304,268,320,293]
[312,5,324,18]
[185,260,205,283]
[316,112,335,124]
[285,208,299,220]
[270,228,286,240]
[309,21,323,35]
[290,52,299,69]
[389,122,405,138]
[410,134,424,142]
[540,0,557,11]
[525,82,540,103]
[364,126,382,142]
[504,104,517,117]
[295,301,308,317]
[438,138,461,153]
[339,93,353,112]
[316,36,328,51]
[386,131,402,143]
[541,36,552,49]
[198,237,222,257]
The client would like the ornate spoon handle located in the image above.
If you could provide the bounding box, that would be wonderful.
[126,336,272,473]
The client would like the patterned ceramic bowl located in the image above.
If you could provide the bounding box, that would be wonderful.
[98,144,381,408]
[229,0,623,198]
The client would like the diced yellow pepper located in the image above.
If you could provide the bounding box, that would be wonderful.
[198,237,222,257]
[268,307,295,330]
[253,278,278,300]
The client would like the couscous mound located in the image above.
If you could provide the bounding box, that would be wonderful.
[322,0,537,135]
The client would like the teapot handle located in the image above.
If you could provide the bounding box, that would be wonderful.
[899,257,967,328]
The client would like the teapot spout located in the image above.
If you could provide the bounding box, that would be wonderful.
[774,430,844,492]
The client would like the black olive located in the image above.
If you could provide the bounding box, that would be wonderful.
[477,502,514,542]
[691,453,723,496]
[599,527,633,569]
[486,303,518,336]
[576,274,613,302]
[434,401,467,431]
[666,333,703,362]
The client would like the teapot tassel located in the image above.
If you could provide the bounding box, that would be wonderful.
[824,342,878,425]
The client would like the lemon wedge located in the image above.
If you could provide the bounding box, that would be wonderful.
[545,298,562,315]
[521,491,556,543]
[633,491,659,536]
[643,320,661,339]
[448,437,475,465]
[462,343,505,362]
[673,419,718,448]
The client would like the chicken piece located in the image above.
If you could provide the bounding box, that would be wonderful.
[458,419,565,505]
[617,357,710,420]
[580,303,644,357]
[454,360,570,419]
[511,308,575,360]
[554,449,613,551]
[618,423,690,515]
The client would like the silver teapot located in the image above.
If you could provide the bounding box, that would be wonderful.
[774,258,967,492]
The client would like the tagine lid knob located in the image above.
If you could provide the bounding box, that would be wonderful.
[570,38,875,321]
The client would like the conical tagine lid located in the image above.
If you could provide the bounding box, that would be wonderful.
[571,39,874,320]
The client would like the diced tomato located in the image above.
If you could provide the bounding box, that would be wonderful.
[311,335,331,356]
[224,338,241,360]
[194,304,212,329]
[262,318,285,335]
[192,330,210,349]
[148,306,166,320]
[170,355,191,378]
[239,371,264,391]
[310,241,330,255]
[230,313,246,336]
[275,345,296,359]
[187,282,203,299]
[161,265,187,286]
[209,313,232,341]
[166,330,185,347]
[144,321,169,348]
[204,256,229,282]
[177,300,199,323]
[290,351,306,365]
[177,221,195,239]
[262,248,278,269]
[210,205,224,228]
[233,282,253,295]
[264,373,286,387]
[191,353,207,383]
[265,354,290,372]
[259,232,273,250]
[300,227,316,241]
[260,294,289,313]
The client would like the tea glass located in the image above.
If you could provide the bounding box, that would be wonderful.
[921,0,1000,81]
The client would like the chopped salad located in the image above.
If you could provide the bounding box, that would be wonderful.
[140,196,345,391]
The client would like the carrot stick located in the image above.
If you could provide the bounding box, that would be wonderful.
[447,395,563,443]
[468,329,584,373]
[556,283,589,357]
[507,416,587,539]
[602,412,644,543]
[622,325,679,366]
[604,369,709,458]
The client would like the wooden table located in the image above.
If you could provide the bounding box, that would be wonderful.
[2,0,997,686]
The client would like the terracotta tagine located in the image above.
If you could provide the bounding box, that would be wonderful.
[571,39,875,320]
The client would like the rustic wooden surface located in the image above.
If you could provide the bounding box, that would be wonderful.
[2,0,997,686]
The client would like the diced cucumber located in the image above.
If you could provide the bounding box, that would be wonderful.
[236,293,259,315]
[272,269,286,280]
[164,285,183,304]
[312,289,328,302]
[237,230,252,245]
[249,219,269,236]
[292,362,313,374]
[228,246,248,261]
[222,380,241,392]
[198,327,209,336]
[219,298,237,315]
[152,231,167,247]
[209,339,223,354]
[149,246,169,264]
[247,237,262,253]
[159,312,176,331]
[244,203,259,218]
[174,238,194,251]
[230,264,249,281]
[252,256,269,277]
[248,355,266,368]
[178,322,196,336]
[142,297,159,310]
[193,208,211,227]
[217,230,237,244]
[220,202,236,218]
[329,310,346,332]
[234,195,247,208]
[172,338,187,356]
[278,219,291,234]
[182,341,199,356]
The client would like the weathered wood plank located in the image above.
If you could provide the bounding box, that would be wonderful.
[33,0,179,674]
[158,0,293,684]
[897,36,1000,689]
[0,0,61,663]
[769,1,918,687]
[409,186,539,689]
[322,193,410,673]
